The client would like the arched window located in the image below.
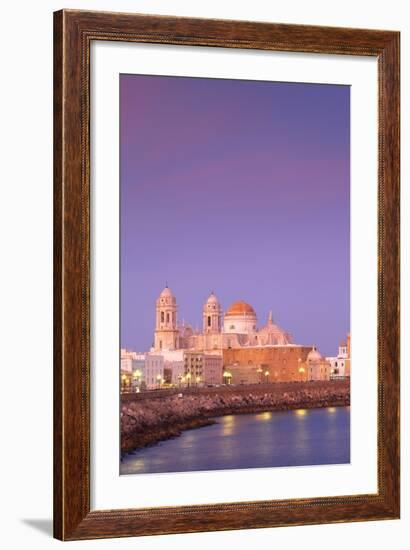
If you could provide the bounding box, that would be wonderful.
[166,313,170,323]
[160,311,164,323]
[208,316,211,327]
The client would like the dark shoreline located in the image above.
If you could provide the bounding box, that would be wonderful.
[121,381,350,456]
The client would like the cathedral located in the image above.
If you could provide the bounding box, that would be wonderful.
[153,285,293,354]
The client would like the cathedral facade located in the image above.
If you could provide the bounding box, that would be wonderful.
[153,286,293,354]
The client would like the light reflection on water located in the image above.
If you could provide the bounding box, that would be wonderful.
[256,411,273,421]
[121,406,350,475]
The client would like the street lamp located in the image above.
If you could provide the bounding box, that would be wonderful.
[156,373,162,389]
[186,372,191,387]
[196,376,201,386]
[121,373,128,393]
[264,370,269,384]
[223,371,232,385]
[133,369,142,392]
[256,366,263,384]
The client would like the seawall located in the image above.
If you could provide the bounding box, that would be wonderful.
[121,380,350,454]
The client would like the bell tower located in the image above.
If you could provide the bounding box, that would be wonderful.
[203,292,222,333]
[154,285,179,351]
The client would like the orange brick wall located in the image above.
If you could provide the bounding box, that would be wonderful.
[223,346,312,383]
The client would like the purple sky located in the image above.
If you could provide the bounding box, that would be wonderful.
[120,74,350,357]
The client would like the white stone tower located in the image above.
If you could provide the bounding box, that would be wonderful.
[203,292,222,334]
[154,285,179,351]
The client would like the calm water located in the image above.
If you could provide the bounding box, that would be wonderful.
[120,406,350,475]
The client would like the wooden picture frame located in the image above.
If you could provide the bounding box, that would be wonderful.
[53,9,400,541]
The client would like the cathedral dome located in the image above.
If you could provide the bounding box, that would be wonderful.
[307,347,322,363]
[225,301,256,317]
[257,311,293,345]
[159,285,173,297]
[206,292,219,305]
[224,301,257,335]
[157,285,177,308]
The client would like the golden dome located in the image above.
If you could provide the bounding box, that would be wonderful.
[225,300,256,317]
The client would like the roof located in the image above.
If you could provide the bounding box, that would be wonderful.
[225,300,256,317]
[159,286,174,297]
[307,346,323,362]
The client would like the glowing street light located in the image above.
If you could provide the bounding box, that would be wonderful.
[264,370,269,383]
[223,371,232,385]
[121,373,129,393]
[133,369,142,392]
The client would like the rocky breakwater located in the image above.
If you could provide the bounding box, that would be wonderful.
[121,380,350,454]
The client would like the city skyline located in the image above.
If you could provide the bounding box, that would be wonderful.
[120,74,350,357]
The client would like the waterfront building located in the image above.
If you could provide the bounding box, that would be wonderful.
[158,349,185,386]
[121,348,138,372]
[303,347,331,381]
[121,349,146,391]
[183,351,204,386]
[144,354,165,389]
[202,354,223,385]
[223,363,261,385]
[131,355,146,391]
[223,346,313,383]
[345,333,351,377]
[124,286,347,386]
[326,334,351,379]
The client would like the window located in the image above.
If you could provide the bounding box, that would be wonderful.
[166,313,170,323]
[161,311,164,323]
[208,316,211,327]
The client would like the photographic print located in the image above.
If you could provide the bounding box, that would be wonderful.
[119,74,351,476]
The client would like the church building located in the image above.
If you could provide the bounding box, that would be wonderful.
[153,286,293,354]
[147,285,338,384]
